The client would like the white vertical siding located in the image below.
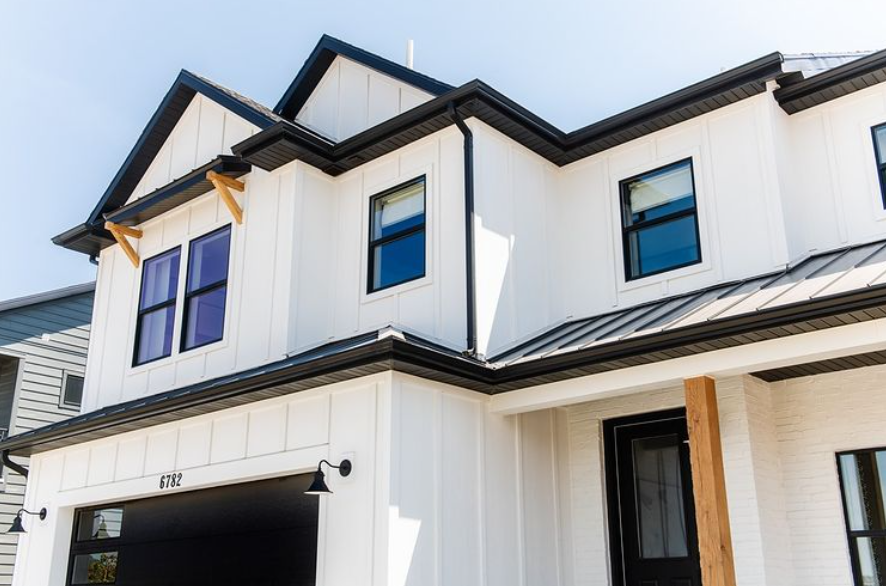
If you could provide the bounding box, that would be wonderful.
[296,56,433,142]
[126,94,260,204]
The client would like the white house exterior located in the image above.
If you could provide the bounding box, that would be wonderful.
[8,36,886,586]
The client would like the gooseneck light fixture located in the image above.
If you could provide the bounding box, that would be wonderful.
[7,508,47,534]
[305,459,352,495]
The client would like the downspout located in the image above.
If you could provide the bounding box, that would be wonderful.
[2,450,28,478]
[447,102,478,357]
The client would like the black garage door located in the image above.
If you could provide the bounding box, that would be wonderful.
[66,475,319,586]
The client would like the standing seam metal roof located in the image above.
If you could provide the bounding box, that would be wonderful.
[490,238,886,365]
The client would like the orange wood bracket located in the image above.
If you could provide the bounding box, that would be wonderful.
[104,221,143,268]
[207,171,245,224]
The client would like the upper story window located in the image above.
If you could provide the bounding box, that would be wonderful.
[837,448,886,586]
[620,159,701,281]
[182,226,231,351]
[871,123,886,207]
[61,373,84,410]
[134,248,181,365]
[133,226,231,366]
[368,177,426,293]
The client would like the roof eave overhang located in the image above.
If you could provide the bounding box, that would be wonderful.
[775,48,886,114]
[7,281,886,457]
[238,53,788,176]
[103,156,251,228]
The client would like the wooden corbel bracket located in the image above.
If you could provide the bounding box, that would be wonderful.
[207,171,246,224]
[104,221,143,268]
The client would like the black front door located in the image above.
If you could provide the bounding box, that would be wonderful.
[604,409,702,586]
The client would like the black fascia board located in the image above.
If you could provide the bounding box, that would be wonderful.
[104,156,251,227]
[239,52,788,176]
[774,48,886,114]
[274,34,455,120]
[7,279,886,456]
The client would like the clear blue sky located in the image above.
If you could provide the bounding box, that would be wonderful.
[1,0,884,300]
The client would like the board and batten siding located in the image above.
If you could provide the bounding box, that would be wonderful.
[0,288,93,585]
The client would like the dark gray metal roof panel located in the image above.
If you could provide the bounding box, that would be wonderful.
[490,238,886,365]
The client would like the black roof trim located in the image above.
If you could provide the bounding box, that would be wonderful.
[274,34,454,120]
[52,223,115,256]
[0,282,95,315]
[238,53,787,175]
[55,71,281,257]
[104,156,251,228]
[7,268,886,455]
[775,48,886,114]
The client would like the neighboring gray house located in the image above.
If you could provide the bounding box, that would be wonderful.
[0,283,93,584]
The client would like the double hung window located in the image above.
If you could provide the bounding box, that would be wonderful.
[134,248,180,365]
[182,226,231,350]
[838,448,886,585]
[368,177,426,293]
[619,159,701,281]
[871,123,886,207]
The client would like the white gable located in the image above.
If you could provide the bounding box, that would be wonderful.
[295,55,434,142]
[125,94,260,205]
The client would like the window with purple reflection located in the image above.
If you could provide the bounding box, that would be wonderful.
[182,226,231,351]
[134,248,181,365]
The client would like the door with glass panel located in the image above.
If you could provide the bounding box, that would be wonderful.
[604,410,702,586]
[837,448,886,586]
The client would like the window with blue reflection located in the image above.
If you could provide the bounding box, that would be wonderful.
[182,226,231,351]
[620,159,701,280]
[134,248,180,365]
[872,123,886,207]
[368,178,426,292]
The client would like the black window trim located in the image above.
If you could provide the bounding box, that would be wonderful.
[366,176,427,294]
[60,371,84,411]
[180,224,233,353]
[871,123,886,208]
[67,504,126,586]
[132,246,182,368]
[835,446,886,586]
[619,157,702,282]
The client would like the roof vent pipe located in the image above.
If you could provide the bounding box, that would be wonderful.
[406,40,414,70]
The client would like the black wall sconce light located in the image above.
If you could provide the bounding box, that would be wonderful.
[305,459,352,495]
[7,508,47,534]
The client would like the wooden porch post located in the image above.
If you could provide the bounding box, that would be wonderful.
[684,376,737,586]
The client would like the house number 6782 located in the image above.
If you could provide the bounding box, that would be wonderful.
[159,472,183,489]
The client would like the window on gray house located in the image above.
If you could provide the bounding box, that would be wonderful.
[62,373,84,409]
[182,226,231,351]
[620,159,701,280]
[134,247,181,366]
[837,448,886,585]
[872,123,886,207]
[368,177,426,292]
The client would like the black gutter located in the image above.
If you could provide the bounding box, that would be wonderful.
[447,102,478,357]
[774,48,886,114]
[2,450,28,477]
[7,278,886,456]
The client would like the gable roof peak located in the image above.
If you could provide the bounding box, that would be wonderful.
[273,34,454,120]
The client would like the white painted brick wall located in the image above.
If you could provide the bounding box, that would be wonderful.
[563,377,794,586]
[771,364,886,586]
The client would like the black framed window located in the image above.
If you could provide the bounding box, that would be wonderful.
[68,506,124,585]
[182,225,231,351]
[872,123,886,207]
[838,448,886,585]
[134,248,180,366]
[61,373,84,409]
[620,159,701,281]
[368,177,426,293]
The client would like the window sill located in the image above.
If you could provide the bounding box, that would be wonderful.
[362,273,432,304]
[617,258,711,293]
